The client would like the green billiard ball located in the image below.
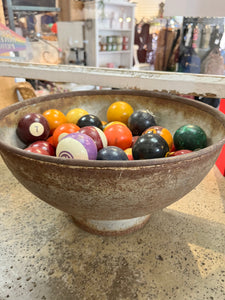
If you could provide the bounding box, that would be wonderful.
[174,124,207,151]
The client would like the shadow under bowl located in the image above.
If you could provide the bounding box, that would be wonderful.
[0,90,225,236]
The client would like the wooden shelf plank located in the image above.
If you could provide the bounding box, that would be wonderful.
[0,61,225,98]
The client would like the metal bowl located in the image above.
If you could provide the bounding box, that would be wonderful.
[0,90,225,235]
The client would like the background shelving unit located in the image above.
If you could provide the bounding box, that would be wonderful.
[84,0,136,68]
[3,0,60,31]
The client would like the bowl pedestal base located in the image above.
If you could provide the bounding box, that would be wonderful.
[72,215,151,236]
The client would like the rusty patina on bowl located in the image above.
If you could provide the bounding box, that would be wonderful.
[0,90,225,235]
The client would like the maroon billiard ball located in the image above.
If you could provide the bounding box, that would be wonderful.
[78,126,107,151]
[131,136,139,147]
[17,113,50,144]
[28,140,55,156]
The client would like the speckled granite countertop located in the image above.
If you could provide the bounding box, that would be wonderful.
[0,156,225,300]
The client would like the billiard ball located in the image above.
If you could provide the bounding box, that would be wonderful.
[66,108,89,124]
[128,109,156,136]
[27,140,55,156]
[52,123,80,147]
[132,136,139,147]
[103,121,127,132]
[42,109,67,134]
[16,113,50,144]
[78,126,107,151]
[143,125,173,151]
[46,135,54,147]
[97,146,129,161]
[24,146,50,156]
[132,132,169,160]
[56,132,97,160]
[104,124,133,150]
[77,114,103,130]
[124,148,133,160]
[173,124,207,151]
[168,149,192,157]
[107,101,134,125]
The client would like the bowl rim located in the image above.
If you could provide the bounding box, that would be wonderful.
[0,89,225,168]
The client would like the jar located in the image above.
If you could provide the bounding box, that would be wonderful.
[106,43,112,51]
[123,36,129,43]
[106,62,115,68]
[101,36,106,44]
[106,36,113,43]
[112,36,117,43]
[101,44,107,51]
[122,43,129,51]
[117,44,123,51]
[116,36,123,44]
[112,43,117,51]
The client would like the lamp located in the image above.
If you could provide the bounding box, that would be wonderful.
[164,0,225,17]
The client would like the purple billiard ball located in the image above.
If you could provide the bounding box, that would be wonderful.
[56,132,98,160]
[17,113,50,144]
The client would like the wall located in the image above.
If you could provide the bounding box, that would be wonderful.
[133,0,165,21]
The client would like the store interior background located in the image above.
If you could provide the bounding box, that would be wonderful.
[1,0,225,105]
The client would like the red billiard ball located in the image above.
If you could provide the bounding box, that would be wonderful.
[168,149,192,157]
[52,123,80,147]
[24,146,50,156]
[104,124,133,150]
[28,140,55,156]
[78,126,107,151]
[56,132,97,160]
[46,135,54,147]
[17,113,50,144]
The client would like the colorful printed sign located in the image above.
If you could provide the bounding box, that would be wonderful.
[0,23,26,54]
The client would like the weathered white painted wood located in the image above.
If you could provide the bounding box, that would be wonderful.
[0,61,225,98]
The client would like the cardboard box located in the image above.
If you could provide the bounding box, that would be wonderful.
[58,0,84,21]
[0,77,18,109]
